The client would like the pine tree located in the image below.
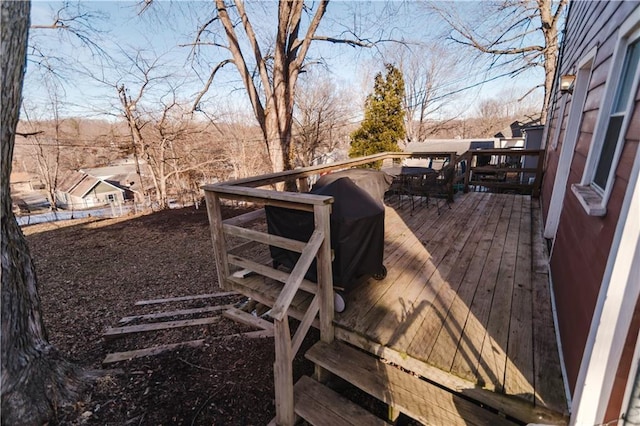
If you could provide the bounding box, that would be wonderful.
[349,63,405,166]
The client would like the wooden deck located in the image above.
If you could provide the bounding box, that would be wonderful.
[204,148,567,422]
[332,191,567,419]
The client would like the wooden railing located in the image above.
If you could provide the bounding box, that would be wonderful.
[455,149,544,197]
[204,186,334,426]
[201,148,542,425]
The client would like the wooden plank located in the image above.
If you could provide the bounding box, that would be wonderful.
[271,229,325,320]
[223,307,274,331]
[227,254,318,294]
[205,191,231,290]
[531,200,568,415]
[531,199,550,274]
[448,195,513,383]
[504,196,536,401]
[234,330,274,339]
[306,341,518,426]
[222,207,265,227]
[102,339,205,364]
[223,223,307,253]
[335,328,568,425]
[475,195,522,392]
[103,317,219,339]
[119,305,234,324]
[291,295,319,357]
[338,193,467,331]
[202,152,391,189]
[418,194,503,372]
[205,184,333,208]
[293,376,388,426]
[314,202,335,345]
[365,191,487,346]
[134,292,237,306]
[226,276,313,323]
[387,192,494,354]
[274,318,295,425]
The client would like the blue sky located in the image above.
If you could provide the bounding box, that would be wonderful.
[24,1,546,121]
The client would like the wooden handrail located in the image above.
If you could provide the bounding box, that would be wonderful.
[459,148,544,196]
[270,229,325,321]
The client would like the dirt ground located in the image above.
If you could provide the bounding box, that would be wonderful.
[22,205,328,425]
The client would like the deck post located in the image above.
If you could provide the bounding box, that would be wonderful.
[532,150,544,198]
[314,203,334,384]
[464,152,473,193]
[204,191,230,290]
[274,318,295,426]
[314,203,334,343]
[297,176,309,193]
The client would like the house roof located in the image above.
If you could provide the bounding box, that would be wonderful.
[494,117,542,138]
[58,170,124,198]
[405,139,498,155]
[81,165,142,192]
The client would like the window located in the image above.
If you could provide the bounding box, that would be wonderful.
[593,39,640,191]
[573,11,640,216]
[107,194,116,202]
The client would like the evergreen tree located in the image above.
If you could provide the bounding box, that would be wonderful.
[349,63,405,165]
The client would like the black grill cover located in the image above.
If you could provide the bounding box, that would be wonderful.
[265,177,385,291]
[312,169,393,203]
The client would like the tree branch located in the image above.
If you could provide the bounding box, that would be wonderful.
[191,59,233,112]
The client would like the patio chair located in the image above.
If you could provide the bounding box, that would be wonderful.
[405,172,438,214]
[385,175,411,209]
[422,165,455,215]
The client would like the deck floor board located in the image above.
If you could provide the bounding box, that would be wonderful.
[332,192,566,417]
[222,191,567,421]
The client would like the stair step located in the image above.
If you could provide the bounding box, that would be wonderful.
[294,375,389,426]
[306,341,518,426]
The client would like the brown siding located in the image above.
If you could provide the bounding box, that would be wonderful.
[541,0,640,393]
[605,296,640,422]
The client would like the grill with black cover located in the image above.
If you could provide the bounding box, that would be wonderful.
[265,176,386,293]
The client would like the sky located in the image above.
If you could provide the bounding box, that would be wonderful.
[23,1,549,122]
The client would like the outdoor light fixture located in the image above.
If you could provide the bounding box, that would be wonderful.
[560,74,576,93]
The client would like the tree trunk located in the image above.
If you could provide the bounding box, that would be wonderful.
[1,2,95,424]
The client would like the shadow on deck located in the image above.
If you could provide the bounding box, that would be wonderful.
[333,191,568,423]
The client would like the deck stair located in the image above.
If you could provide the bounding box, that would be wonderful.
[293,375,389,425]
[299,340,519,426]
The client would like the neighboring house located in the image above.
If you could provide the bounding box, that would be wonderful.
[541,1,640,424]
[56,171,132,209]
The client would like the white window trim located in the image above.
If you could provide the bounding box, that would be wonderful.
[574,9,640,216]
[545,48,597,239]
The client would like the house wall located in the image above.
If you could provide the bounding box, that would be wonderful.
[541,0,640,395]
[90,182,124,204]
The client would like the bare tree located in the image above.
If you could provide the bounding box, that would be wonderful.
[18,79,68,210]
[147,94,227,207]
[113,51,228,208]
[432,0,567,124]
[393,45,462,144]
[2,2,95,424]
[182,0,400,183]
[292,73,352,167]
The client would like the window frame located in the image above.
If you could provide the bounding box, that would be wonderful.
[573,10,640,216]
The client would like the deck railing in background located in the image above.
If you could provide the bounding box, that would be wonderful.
[457,149,545,197]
